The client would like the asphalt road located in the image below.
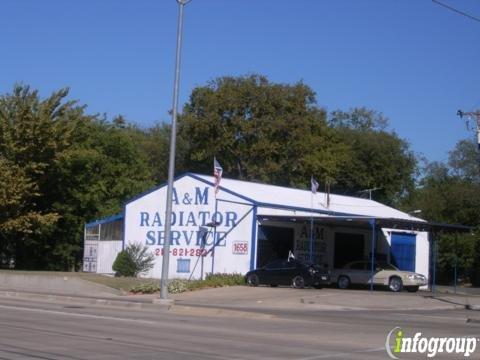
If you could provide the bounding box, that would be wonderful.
[0,296,479,360]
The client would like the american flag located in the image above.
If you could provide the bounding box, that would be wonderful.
[311,176,319,194]
[213,157,223,194]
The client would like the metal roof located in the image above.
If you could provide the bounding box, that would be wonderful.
[194,173,425,222]
[84,173,471,233]
[257,214,471,233]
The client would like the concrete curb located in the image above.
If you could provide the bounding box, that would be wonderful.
[173,300,464,313]
[0,290,171,311]
[0,291,274,318]
[0,289,473,317]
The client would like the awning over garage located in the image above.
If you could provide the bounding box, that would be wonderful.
[257,214,472,233]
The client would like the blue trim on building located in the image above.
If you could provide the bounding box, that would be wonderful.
[255,201,354,217]
[123,172,256,208]
[85,213,124,228]
[122,204,127,251]
[123,172,192,207]
[369,218,376,292]
[249,206,258,270]
[187,173,257,205]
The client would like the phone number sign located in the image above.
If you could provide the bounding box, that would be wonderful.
[232,241,248,255]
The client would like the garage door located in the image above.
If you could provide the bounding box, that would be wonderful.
[390,233,416,272]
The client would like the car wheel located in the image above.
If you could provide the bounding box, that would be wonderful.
[406,286,419,293]
[389,276,403,292]
[292,275,305,289]
[337,276,350,289]
[246,273,259,287]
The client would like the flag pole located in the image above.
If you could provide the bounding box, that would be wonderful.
[310,176,318,264]
[211,194,218,275]
[211,157,223,275]
[310,192,314,263]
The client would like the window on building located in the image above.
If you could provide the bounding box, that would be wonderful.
[177,258,191,273]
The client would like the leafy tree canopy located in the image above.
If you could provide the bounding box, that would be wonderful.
[402,137,480,285]
[0,85,153,270]
[179,74,350,187]
[328,108,416,204]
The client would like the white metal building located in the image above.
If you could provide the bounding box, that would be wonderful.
[84,173,436,283]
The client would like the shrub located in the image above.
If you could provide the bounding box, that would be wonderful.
[112,243,155,277]
[168,279,190,294]
[130,282,159,294]
[204,273,245,287]
[112,250,136,277]
[126,242,155,276]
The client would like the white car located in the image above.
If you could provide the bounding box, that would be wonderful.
[331,261,427,292]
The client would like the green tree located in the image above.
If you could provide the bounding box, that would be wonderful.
[139,122,189,184]
[178,74,349,187]
[404,138,480,284]
[0,85,154,270]
[0,86,77,268]
[329,108,417,204]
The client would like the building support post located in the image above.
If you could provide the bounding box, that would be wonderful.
[369,219,376,292]
[432,233,437,297]
[454,236,458,294]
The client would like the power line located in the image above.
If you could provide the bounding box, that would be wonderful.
[432,0,480,23]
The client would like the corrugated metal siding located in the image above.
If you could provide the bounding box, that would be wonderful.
[96,241,123,274]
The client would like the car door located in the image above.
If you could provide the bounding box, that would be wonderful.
[349,261,371,284]
[373,263,389,285]
[263,260,284,285]
[280,260,298,285]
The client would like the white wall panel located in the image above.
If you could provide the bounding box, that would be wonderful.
[125,175,255,279]
[96,241,123,274]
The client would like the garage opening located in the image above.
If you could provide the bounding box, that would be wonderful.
[257,225,294,267]
[334,232,365,268]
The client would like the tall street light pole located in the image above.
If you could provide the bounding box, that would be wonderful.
[160,0,189,300]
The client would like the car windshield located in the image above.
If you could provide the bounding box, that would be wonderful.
[377,262,398,270]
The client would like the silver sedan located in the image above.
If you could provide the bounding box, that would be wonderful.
[331,261,428,292]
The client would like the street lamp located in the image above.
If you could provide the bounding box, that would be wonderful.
[160,0,191,300]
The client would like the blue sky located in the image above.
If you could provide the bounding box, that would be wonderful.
[1,0,479,162]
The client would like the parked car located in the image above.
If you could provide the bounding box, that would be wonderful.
[245,259,330,289]
[331,260,427,292]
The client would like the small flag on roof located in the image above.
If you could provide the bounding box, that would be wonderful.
[311,176,319,194]
[213,157,223,194]
[288,250,295,261]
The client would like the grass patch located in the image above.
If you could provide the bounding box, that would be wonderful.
[0,270,245,294]
[0,270,157,293]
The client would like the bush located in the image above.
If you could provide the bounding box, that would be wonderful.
[112,250,136,277]
[112,243,155,277]
[204,273,245,286]
[130,282,159,294]
[168,279,190,294]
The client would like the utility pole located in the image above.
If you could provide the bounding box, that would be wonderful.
[160,0,190,300]
[457,110,480,150]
